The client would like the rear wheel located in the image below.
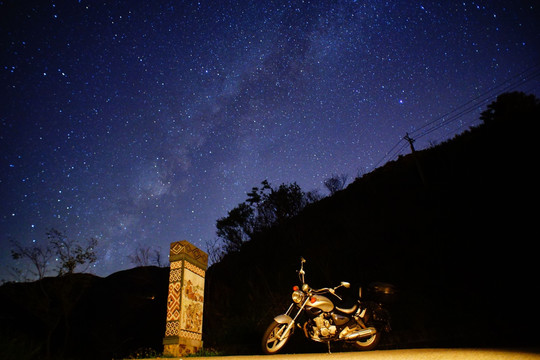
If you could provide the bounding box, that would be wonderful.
[261,320,292,354]
[352,327,381,351]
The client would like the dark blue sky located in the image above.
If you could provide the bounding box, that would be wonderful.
[1,0,539,280]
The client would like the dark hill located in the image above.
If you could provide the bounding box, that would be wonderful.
[0,266,169,360]
[203,93,539,353]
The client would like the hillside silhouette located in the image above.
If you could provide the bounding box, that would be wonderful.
[203,91,539,353]
[0,267,169,360]
[0,92,538,359]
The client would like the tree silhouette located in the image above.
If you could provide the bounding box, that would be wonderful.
[128,246,163,267]
[10,239,53,280]
[216,180,316,256]
[216,202,254,254]
[11,229,99,280]
[8,229,99,359]
[47,229,98,276]
[480,91,540,126]
[324,173,349,195]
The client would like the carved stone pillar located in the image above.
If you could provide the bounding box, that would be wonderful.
[163,240,208,357]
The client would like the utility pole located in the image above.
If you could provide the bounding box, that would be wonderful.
[404,132,416,152]
[404,133,427,185]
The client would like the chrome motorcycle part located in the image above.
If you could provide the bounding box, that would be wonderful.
[311,313,339,339]
[359,308,366,318]
[335,304,358,314]
[308,294,334,312]
[342,327,377,340]
[292,290,305,304]
[262,320,292,354]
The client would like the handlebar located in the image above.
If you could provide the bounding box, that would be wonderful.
[312,287,334,294]
[298,257,350,300]
[311,286,343,300]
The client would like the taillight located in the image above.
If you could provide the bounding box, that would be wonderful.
[293,285,299,291]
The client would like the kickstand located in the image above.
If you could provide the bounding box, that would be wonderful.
[326,341,331,354]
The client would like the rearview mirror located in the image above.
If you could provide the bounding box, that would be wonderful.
[341,281,350,288]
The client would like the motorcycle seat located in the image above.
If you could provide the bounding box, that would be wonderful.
[335,304,358,314]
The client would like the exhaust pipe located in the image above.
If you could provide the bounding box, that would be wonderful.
[342,327,377,340]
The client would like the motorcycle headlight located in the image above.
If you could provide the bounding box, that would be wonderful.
[292,290,305,304]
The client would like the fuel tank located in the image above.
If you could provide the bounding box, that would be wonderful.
[307,294,334,312]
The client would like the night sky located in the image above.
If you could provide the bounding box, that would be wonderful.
[1,0,539,280]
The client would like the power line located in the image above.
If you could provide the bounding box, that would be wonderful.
[369,63,540,171]
[410,63,540,140]
[371,138,408,169]
[414,68,540,141]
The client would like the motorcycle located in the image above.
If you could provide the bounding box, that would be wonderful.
[261,257,395,354]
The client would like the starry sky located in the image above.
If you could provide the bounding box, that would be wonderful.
[1,0,539,281]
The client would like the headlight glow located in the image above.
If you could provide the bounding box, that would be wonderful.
[292,290,304,304]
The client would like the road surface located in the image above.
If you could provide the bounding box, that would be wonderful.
[169,348,540,360]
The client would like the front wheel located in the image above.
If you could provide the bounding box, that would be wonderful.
[352,327,381,351]
[261,320,292,354]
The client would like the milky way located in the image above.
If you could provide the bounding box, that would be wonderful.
[1,0,539,280]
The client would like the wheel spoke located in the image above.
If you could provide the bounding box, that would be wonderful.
[268,325,287,349]
[262,321,291,354]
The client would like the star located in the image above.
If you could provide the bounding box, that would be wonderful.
[1,0,539,281]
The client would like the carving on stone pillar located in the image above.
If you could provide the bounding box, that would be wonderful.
[163,240,208,357]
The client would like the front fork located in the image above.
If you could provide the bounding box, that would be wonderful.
[274,298,310,340]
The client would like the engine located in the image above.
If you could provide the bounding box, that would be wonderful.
[312,314,337,338]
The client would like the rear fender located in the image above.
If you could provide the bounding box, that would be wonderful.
[372,307,391,332]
